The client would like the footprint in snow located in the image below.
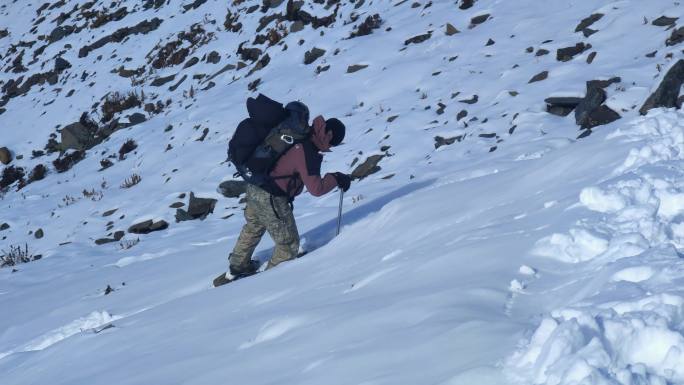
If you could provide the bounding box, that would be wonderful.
[239,317,307,350]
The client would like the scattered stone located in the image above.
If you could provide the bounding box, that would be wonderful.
[304,47,326,65]
[575,83,607,126]
[128,219,169,234]
[351,155,384,180]
[404,32,432,45]
[557,43,591,62]
[1,166,25,189]
[459,95,479,104]
[457,110,468,120]
[0,147,12,164]
[434,135,461,149]
[103,209,118,217]
[104,285,114,295]
[536,49,550,56]
[61,122,95,151]
[446,23,460,36]
[206,51,221,64]
[170,202,185,208]
[183,57,200,69]
[349,14,382,38]
[347,64,368,73]
[470,14,490,27]
[459,0,475,9]
[151,74,176,87]
[79,18,163,58]
[666,27,684,46]
[583,28,598,38]
[640,59,684,115]
[54,57,72,72]
[652,16,678,27]
[128,113,146,126]
[35,229,44,239]
[586,51,597,64]
[582,105,621,129]
[175,192,217,222]
[575,13,603,32]
[290,20,305,33]
[0,223,9,231]
[545,97,583,117]
[218,180,247,198]
[529,71,548,83]
[387,115,399,123]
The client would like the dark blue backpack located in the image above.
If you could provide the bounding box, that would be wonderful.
[228,94,310,195]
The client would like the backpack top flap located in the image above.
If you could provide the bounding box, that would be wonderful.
[247,94,287,128]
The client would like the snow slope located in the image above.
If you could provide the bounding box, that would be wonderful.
[1,0,684,384]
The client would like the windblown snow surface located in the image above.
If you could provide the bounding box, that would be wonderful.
[1,0,684,384]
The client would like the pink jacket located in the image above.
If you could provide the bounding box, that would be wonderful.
[270,116,338,198]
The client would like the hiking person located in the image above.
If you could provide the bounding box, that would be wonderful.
[214,95,351,287]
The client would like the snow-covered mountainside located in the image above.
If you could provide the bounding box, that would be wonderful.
[1,0,684,384]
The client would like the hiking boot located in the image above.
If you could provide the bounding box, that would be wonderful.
[213,273,233,287]
[229,260,260,277]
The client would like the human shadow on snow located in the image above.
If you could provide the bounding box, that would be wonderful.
[254,179,436,263]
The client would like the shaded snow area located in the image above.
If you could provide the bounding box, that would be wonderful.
[1,0,684,384]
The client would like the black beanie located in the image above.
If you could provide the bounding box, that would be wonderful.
[326,118,345,146]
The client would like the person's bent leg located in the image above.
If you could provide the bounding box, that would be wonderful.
[263,196,300,269]
[229,192,266,274]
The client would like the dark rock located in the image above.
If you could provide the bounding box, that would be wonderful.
[170,202,185,208]
[582,105,621,129]
[183,0,208,12]
[238,45,262,62]
[206,51,221,64]
[404,32,432,45]
[103,209,118,217]
[128,219,169,234]
[557,43,591,62]
[640,59,684,115]
[529,71,549,83]
[128,113,146,125]
[304,47,326,65]
[575,83,607,126]
[0,147,12,164]
[583,28,598,38]
[104,285,114,295]
[79,18,163,58]
[536,49,550,56]
[61,122,95,151]
[218,180,247,198]
[575,13,603,32]
[49,25,75,43]
[434,135,461,149]
[545,97,583,116]
[205,63,236,83]
[114,231,125,241]
[351,155,384,180]
[347,64,368,73]
[652,16,678,27]
[459,95,479,104]
[0,223,9,231]
[666,27,684,47]
[349,14,382,38]
[183,57,200,69]
[586,52,597,64]
[176,192,217,222]
[588,77,621,89]
[470,14,490,26]
[439,23,457,38]
[35,229,44,239]
[459,0,475,9]
[151,74,176,87]
[54,57,71,72]
[457,110,468,120]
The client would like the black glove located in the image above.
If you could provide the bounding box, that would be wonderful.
[333,172,351,192]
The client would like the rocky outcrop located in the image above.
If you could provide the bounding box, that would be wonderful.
[128,220,169,234]
[639,59,684,115]
[218,180,247,198]
[78,18,163,58]
[175,192,217,222]
[0,147,12,165]
[352,155,384,180]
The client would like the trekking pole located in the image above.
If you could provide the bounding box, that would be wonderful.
[336,189,344,236]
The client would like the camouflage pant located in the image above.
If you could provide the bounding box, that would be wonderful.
[230,184,300,270]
